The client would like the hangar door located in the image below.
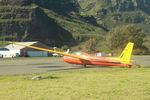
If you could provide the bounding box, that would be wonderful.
[27,51,48,57]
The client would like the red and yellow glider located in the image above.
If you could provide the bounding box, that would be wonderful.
[8,42,134,68]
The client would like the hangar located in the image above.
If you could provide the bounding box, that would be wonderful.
[5,41,51,57]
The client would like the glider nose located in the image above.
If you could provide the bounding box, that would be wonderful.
[62,56,68,62]
[62,56,73,64]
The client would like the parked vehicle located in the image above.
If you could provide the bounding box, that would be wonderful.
[95,52,106,57]
[0,48,16,58]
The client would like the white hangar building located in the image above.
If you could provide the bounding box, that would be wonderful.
[5,41,51,57]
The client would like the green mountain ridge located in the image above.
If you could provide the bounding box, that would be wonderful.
[0,0,150,52]
[78,0,150,31]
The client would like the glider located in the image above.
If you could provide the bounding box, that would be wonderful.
[8,41,134,68]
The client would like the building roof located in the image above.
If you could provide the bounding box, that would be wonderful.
[5,41,38,50]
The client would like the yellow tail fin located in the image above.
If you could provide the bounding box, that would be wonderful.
[119,42,134,64]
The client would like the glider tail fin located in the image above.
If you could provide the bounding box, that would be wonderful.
[119,42,134,64]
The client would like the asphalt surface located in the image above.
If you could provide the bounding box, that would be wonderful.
[0,56,150,75]
[0,57,85,75]
[131,56,150,66]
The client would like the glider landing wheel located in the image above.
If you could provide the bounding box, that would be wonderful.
[127,65,132,68]
[83,65,86,68]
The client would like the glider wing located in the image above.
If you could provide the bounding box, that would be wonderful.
[8,41,89,60]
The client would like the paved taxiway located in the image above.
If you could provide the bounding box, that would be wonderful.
[0,56,150,75]
[0,58,84,75]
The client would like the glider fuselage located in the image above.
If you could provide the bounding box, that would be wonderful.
[62,53,132,67]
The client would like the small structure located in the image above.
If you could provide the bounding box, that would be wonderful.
[95,52,106,57]
[5,41,51,57]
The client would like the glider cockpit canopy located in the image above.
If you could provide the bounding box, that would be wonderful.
[72,51,83,55]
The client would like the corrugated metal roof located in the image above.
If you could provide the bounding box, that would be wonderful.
[5,41,38,50]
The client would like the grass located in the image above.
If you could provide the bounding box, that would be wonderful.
[0,67,150,100]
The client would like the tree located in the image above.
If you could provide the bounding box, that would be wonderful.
[107,26,124,50]
[84,38,97,52]
[107,24,147,52]
[61,45,69,51]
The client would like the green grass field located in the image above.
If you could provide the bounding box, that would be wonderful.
[0,68,150,100]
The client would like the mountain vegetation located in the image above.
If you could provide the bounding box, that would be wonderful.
[0,0,150,54]
[78,0,150,30]
[107,24,148,54]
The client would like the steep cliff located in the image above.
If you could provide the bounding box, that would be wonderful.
[0,0,105,47]
[0,0,150,48]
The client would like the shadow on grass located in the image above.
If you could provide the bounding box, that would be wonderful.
[42,76,61,79]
